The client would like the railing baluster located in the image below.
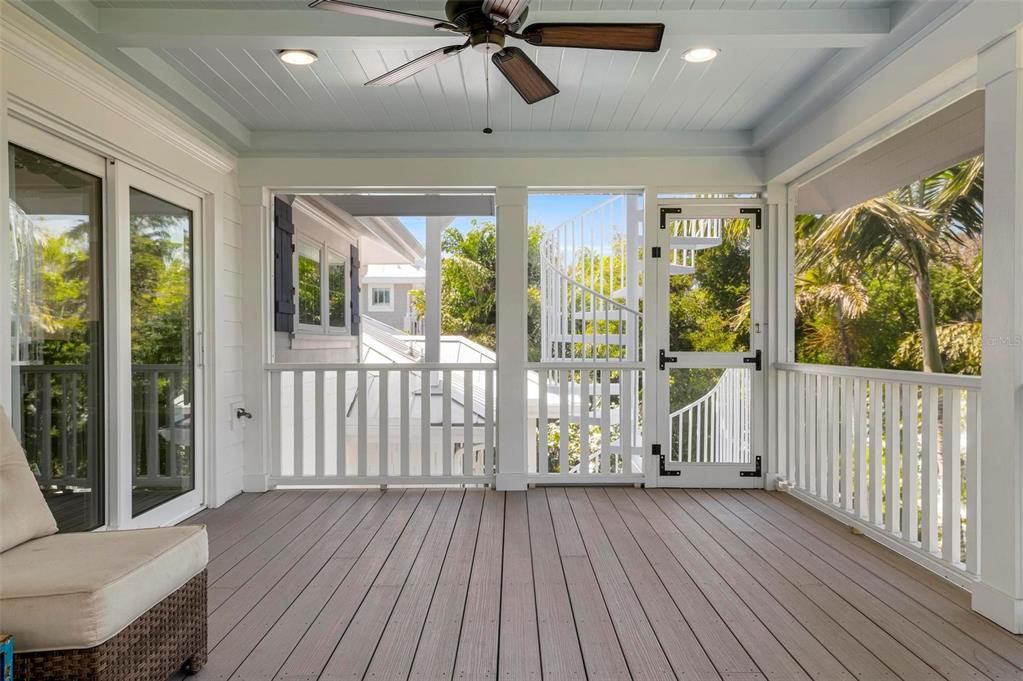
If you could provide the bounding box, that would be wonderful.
[538,369,548,474]
[579,370,590,474]
[921,384,939,552]
[147,370,160,479]
[401,370,410,477]
[442,369,452,476]
[59,374,70,481]
[795,373,804,489]
[966,391,980,575]
[357,369,367,477]
[293,370,304,478]
[807,375,818,495]
[855,378,867,519]
[600,369,611,474]
[421,369,431,476]
[842,377,853,512]
[379,369,389,478]
[270,371,283,478]
[316,370,326,478]
[870,379,882,524]
[885,382,901,535]
[337,369,347,477]
[485,368,495,476]
[559,370,569,474]
[40,372,52,482]
[943,388,962,564]
[902,383,918,544]
[167,371,179,478]
[828,376,839,504]
[463,369,473,477]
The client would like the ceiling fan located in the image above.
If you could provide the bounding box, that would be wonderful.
[309,0,665,107]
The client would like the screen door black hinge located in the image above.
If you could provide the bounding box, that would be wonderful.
[651,246,662,259]
[653,444,680,477]
[659,349,677,370]
[659,207,681,229]
[740,455,763,478]
[740,207,762,230]
[743,349,762,371]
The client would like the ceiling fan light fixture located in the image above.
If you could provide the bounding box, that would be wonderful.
[683,47,718,63]
[278,49,319,66]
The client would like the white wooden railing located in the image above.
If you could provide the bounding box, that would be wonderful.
[267,363,496,485]
[777,363,981,581]
[669,368,751,464]
[13,364,191,489]
[529,363,644,481]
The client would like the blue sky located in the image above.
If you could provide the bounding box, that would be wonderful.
[398,193,616,245]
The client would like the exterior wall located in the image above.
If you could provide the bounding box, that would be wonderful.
[0,5,244,513]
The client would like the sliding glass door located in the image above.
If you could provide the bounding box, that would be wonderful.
[7,128,205,529]
[8,142,106,532]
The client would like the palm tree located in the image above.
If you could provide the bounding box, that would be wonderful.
[799,157,983,373]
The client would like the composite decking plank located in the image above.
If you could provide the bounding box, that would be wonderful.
[525,489,587,681]
[452,489,505,681]
[319,491,448,681]
[603,488,764,681]
[196,490,285,548]
[576,488,717,681]
[769,491,973,608]
[498,491,542,681]
[365,490,466,681]
[546,488,632,681]
[206,491,370,644]
[719,491,996,681]
[273,490,430,681]
[630,489,812,681]
[198,491,388,679]
[408,490,485,681]
[207,490,333,583]
[684,490,911,681]
[747,491,1023,669]
[207,491,306,559]
[657,490,855,681]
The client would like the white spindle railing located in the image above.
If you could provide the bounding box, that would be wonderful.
[669,368,751,464]
[267,363,497,485]
[539,194,642,362]
[777,363,981,581]
[528,363,644,482]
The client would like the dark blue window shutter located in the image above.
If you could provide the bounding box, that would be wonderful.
[274,197,295,333]
[350,243,361,336]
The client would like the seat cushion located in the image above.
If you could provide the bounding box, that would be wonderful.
[0,525,208,652]
[0,406,58,552]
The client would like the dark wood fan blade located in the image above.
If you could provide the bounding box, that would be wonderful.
[366,43,468,86]
[492,47,558,105]
[310,0,456,30]
[521,23,664,51]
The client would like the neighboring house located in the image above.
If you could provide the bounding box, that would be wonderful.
[360,263,425,332]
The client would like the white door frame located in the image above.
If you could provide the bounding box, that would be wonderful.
[115,163,206,528]
[648,198,767,488]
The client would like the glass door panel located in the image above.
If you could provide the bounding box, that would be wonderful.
[129,187,196,517]
[8,143,105,531]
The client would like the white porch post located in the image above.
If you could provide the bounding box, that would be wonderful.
[424,216,451,363]
[974,28,1023,633]
[495,186,527,490]
[765,183,796,487]
[241,187,270,493]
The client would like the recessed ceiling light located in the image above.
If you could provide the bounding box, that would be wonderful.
[683,47,718,64]
[278,49,319,66]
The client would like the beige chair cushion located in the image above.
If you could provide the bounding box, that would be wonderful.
[0,525,208,652]
[0,406,58,552]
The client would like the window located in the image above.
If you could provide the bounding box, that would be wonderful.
[369,286,393,311]
[294,239,349,334]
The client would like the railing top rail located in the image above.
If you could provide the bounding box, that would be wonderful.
[544,194,625,237]
[266,362,496,372]
[775,362,981,389]
[526,361,645,370]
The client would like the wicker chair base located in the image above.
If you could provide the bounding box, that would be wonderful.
[14,569,207,681]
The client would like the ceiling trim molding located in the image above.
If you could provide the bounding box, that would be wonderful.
[95,7,890,50]
[245,129,755,158]
[1,4,238,175]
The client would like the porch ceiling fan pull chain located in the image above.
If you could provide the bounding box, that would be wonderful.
[483,53,493,134]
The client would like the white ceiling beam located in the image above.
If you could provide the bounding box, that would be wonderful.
[96,8,889,50]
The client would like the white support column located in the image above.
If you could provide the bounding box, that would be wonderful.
[495,186,527,490]
[424,215,451,363]
[241,187,271,493]
[0,43,11,416]
[643,186,661,487]
[974,28,1023,634]
[765,182,796,487]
